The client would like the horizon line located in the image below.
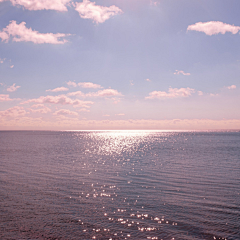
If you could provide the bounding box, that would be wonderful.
[0,129,239,132]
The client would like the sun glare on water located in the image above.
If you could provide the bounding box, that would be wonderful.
[73,130,172,156]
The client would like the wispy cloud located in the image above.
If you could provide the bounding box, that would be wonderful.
[66,81,77,87]
[0,58,5,63]
[86,89,122,97]
[78,82,102,89]
[174,70,190,76]
[210,93,219,97]
[198,91,203,96]
[0,0,71,11]
[46,87,69,92]
[150,0,158,6]
[145,87,195,99]
[54,109,78,116]
[78,108,89,112]
[115,113,125,116]
[227,85,236,90]
[187,21,240,36]
[0,21,70,44]
[22,95,93,108]
[145,78,151,82]
[7,83,20,92]
[74,0,123,24]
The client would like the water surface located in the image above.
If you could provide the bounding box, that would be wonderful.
[0,131,239,239]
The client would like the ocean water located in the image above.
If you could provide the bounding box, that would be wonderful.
[0,130,239,240]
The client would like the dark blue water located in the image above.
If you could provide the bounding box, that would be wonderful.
[0,131,239,240]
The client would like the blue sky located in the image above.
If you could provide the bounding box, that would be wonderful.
[0,0,240,130]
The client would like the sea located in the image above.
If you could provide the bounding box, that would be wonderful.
[0,130,239,240]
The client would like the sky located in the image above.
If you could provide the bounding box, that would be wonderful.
[0,0,240,130]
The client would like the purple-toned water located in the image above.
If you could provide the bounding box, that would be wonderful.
[0,131,239,240]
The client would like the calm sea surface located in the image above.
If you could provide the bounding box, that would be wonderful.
[0,131,239,240]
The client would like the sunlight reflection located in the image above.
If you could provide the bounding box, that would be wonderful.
[83,130,166,155]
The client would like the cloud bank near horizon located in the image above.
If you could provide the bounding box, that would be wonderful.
[1,115,240,131]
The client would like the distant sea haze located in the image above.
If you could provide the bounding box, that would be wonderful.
[0,130,239,240]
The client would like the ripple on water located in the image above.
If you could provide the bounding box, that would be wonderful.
[0,130,239,240]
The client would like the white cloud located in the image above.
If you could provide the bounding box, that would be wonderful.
[68,88,122,98]
[31,104,45,108]
[54,109,78,116]
[227,85,236,90]
[0,94,13,101]
[78,82,102,89]
[198,91,203,96]
[187,21,240,36]
[115,113,125,116]
[22,94,93,108]
[0,31,9,42]
[146,78,151,82]
[29,105,51,114]
[66,81,77,87]
[86,89,122,97]
[0,20,70,44]
[68,91,85,97]
[145,87,195,99]
[10,65,14,68]
[174,70,190,76]
[7,83,20,92]
[46,87,69,92]
[0,94,20,101]
[74,0,123,24]
[0,106,27,118]
[0,0,71,11]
